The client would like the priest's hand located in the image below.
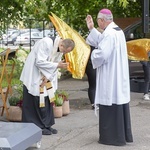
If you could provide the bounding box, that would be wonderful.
[40,76,48,88]
[57,60,69,69]
[86,15,94,30]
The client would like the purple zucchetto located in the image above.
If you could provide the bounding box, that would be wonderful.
[99,9,112,15]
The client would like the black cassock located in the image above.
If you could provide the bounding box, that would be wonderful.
[22,85,55,130]
[99,103,133,146]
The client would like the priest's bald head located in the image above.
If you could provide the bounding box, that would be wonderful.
[59,38,75,54]
[97,8,113,30]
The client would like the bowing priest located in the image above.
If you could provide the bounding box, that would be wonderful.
[20,36,75,135]
[85,8,133,146]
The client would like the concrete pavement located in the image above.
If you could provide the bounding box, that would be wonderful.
[27,77,150,150]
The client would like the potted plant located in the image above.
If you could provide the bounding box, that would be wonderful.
[55,90,70,116]
[8,83,23,122]
[8,96,23,122]
[53,91,64,118]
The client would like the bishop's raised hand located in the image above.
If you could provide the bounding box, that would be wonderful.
[85,15,94,30]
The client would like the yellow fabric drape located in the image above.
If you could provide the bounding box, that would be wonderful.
[127,38,150,61]
[49,13,90,79]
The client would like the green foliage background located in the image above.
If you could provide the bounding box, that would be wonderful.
[0,0,143,36]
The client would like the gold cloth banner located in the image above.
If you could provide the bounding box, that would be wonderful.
[127,38,150,61]
[49,13,90,79]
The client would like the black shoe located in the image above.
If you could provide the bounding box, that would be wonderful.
[42,128,52,135]
[50,127,58,134]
